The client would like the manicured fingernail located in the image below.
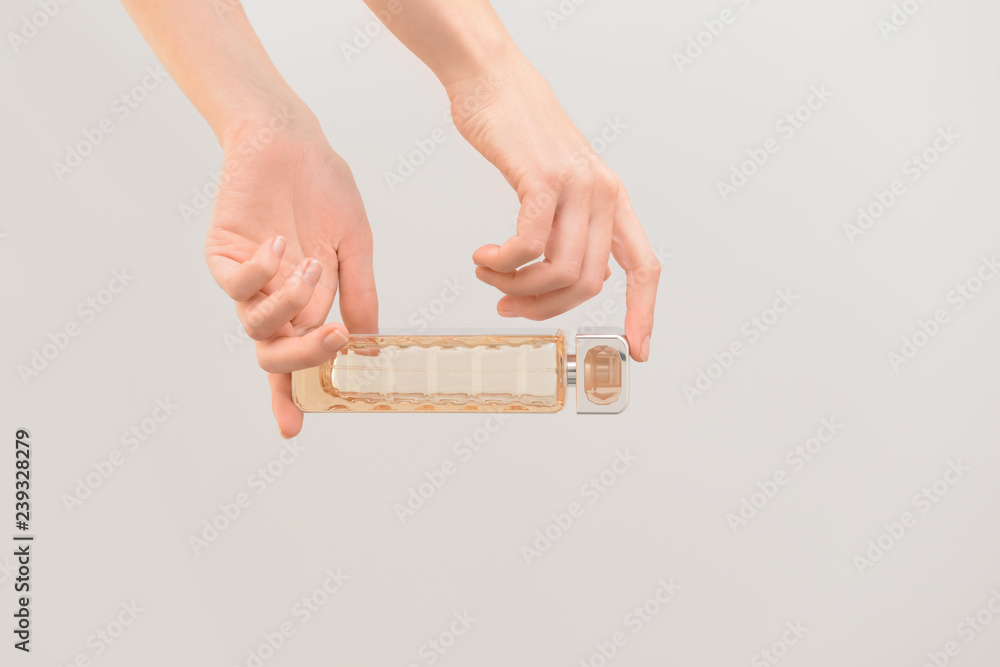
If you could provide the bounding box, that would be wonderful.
[640,335,651,362]
[272,235,286,257]
[302,259,322,287]
[497,306,516,317]
[323,329,349,352]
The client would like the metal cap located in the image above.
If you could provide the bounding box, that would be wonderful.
[570,329,629,414]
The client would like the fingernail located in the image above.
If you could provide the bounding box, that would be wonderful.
[323,329,349,351]
[497,306,516,317]
[272,235,286,257]
[640,335,651,362]
[302,259,322,287]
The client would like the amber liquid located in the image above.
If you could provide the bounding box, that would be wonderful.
[292,332,567,413]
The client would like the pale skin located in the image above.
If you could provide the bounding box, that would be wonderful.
[119,0,661,437]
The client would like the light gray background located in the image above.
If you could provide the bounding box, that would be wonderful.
[2,0,1000,665]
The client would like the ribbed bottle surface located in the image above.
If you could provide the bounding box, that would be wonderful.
[294,332,566,412]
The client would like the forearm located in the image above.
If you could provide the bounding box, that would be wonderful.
[361,0,525,95]
[119,0,314,145]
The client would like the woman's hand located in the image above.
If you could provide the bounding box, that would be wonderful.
[205,110,378,437]
[447,58,661,362]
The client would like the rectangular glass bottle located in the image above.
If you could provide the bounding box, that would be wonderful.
[293,330,568,413]
[291,329,629,414]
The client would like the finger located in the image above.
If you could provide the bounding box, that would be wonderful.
[610,190,661,362]
[238,258,324,340]
[496,183,615,319]
[474,183,592,295]
[290,252,338,336]
[337,226,379,333]
[207,235,286,301]
[472,180,559,273]
[256,323,349,374]
[268,373,303,439]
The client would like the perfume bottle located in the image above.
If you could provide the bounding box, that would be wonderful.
[292,329,629,414]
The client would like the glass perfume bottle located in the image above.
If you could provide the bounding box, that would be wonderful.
[292,329,629,414]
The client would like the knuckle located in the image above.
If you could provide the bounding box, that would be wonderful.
[286,288,312,312]
[531,173,563,198]
[552,263,582,289]
[580,276,605,298]
[254,346,273,371]
[243,320,266,341]
[631,257,662,286]
[575,170,596,193]
[280,280,313,310]
[645,258,663,280]
[521,238,546,259]
[225,284,248,302]
[222,275,253,302]
[596,170,620,198]
[484,275,508,292]
[244,257,271,284]
[615,178,631,202]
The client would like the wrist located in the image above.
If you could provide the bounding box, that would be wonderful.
[445,51,532,99]
[445,54,552,123]
[437,29,527,97]
[216,96,323,155]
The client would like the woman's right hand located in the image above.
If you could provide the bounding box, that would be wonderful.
[204,108,378,438]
